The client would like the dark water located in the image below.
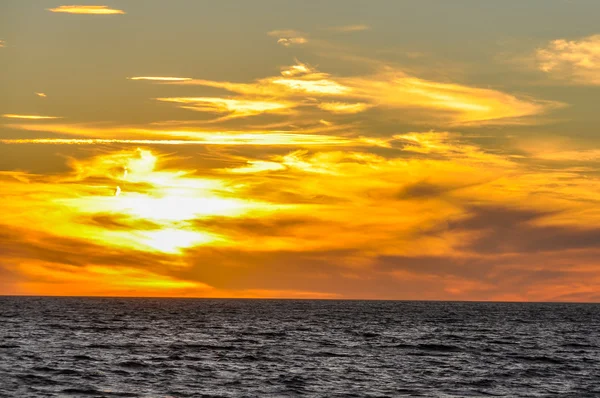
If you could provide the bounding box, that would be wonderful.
[1,298,599,397]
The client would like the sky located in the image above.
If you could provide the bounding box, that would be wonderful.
[1,0,600,301]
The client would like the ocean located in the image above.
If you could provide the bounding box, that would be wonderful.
[0,297,598,397]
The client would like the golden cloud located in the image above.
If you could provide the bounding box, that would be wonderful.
[155,97,294,118]
[536,35,600,84]
[318,102,371,114]
[343,72,559,125]
[272,77,350,95]
[161,62,557,125]
[3,123,357,146]
[47,5,125,15]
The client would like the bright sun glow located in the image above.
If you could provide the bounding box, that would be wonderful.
[30,149,277,254]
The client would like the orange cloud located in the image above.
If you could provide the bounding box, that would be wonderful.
[9,258,341,298]
[13,261,209,297]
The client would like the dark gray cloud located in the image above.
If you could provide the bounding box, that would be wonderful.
[448,206,600,253]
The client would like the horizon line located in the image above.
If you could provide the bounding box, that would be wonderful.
[1,294,597,305]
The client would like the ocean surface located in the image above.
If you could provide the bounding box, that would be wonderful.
[0,298,599,397]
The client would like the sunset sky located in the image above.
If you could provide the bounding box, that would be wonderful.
[2,0,600,301]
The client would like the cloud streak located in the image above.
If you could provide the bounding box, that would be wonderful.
[155,97,293,118]
[0,136,352,146]
[2,114,61,120]
[47,5,125,15]
[128,76,192,82]
[2,123,360,146]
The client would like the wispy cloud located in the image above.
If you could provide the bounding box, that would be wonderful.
[128,76,192,82]
[536,34,600,84]
[0,40,5,48]
[2,114,61,120]
[3,123,358,146]
[352,73,560,125]
[325,24,370,33]
[272,77,350,95]
[318,102,371,114]
[0,136,351,146]
[268,30,308,46]
[35,92,47,98]
[47,5,125,15]
[161,61,558,125]
[155,97,294,118]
